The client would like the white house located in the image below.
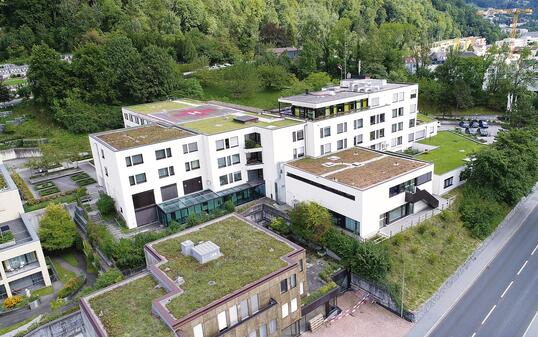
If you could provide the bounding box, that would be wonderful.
[0,163,51,299]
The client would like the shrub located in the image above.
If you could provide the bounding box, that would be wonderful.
[3,295,22,309]
[303,281,337,305]
[391,234,404,247]
[427,253,439,265]
[57,276,85,298]
[94,269,124,289]
[0,231,14,244]
[409,245,418,254]
[10,171,34,202]
[269,218,291,235]
[349,241,390,282]
[416,223,428,235]
[96,194,115,216]
[459,188,503,239]
[185,213,199,228]
[430,227,439,237]
[223,200,235,213]
[39,203,78,251]
[290,202,332,245]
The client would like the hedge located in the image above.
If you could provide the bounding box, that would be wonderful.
[57,275,85,298]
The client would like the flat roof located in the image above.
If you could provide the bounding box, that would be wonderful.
[126,100,202,115]
[0,164,16,192]
[288,147,430,189]
[417,131,484,174]
[86,215,299,335]
[94,125,195,151]
[0,217,33,251]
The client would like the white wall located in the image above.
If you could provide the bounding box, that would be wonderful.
[0,189,24,223]
[433,166,466,195]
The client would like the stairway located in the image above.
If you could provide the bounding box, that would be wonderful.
[309,314,325,333]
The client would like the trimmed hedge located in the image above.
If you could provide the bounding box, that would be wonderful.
[10,171,34,201]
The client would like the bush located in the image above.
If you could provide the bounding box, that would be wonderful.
[10,170,34,202]
[349,242,390,283]
[94,269,124,289]
[459,188,503,239]
[269,218,291,235]
[303,281,337,305]
[3,295,22,309]
[39,203,78,251]
[416,223,428,235]
[290,202,332,245]
[223,200,235,213]
[57,276,85,298]
[96,194,115,216]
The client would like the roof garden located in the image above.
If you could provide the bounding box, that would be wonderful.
[126,100,199,115]
[95,125,194,151]
[417,113,435,124]
[180,113,303,135]
[88,275,174,337]
[0,172,6,191]
[417,131,484,174]
[152,216,294,320]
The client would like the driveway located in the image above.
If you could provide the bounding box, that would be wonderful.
[304,291,412,337]
[438,121,500,145]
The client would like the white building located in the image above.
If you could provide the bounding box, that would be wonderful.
[0,64,28,80]
[0,164,51,298]
[89,79,439,234]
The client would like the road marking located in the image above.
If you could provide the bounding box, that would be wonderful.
[501,281,513,298]
[517,260,528,275]
[532,243,538,256]
[522,310,538,337]
[471,332,476,337]
[482,305,496,325]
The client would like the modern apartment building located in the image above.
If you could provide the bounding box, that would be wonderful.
[0,163,51,298]
[81,214,307,337]
[89,79,439,233]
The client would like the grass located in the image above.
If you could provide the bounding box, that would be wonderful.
[61,251,79,268]
[0,315,38,335]
[127,100,195,114]
[71,173,96,186]
[202,85,284,109]
[417,131,485,174]
[0,103,90,161]
[181,114,302,135]
[3,78,27,86]
[417,113,435,123]
[31,286,54,297]
[51,258,77,283]
[154,216,293,319]
[89,275,173,337]
[23,193,78,212]
[419,102,500,117]
[0,173,6,190]
[97,125,191,150]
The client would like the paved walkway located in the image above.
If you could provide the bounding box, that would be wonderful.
[2,315,42,337]
[407,184,538,337]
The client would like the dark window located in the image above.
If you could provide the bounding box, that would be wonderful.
[233,171,242,182]
[183,142,198,154]
[299,259,304,272]
[161,184,178,202]
[280,279,288,293]
[132,154,143,165]
[135,173,146,184]
[125,157,132,167]
[217,157,226,168]
[286,173,355,200]
[155,149,166,160]
[183,177,203,195]
[416,172,432,185]
[132,190,155,209]
[129,176,135,186]
[444,177,454,188]
[290,274,297,288]
[220,175,229,186]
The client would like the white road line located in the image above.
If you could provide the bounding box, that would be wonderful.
[501,281,514,298]
[522,310,538,337]
[482,305,496,325]
[532,243,538,256]
[517,260,528,275]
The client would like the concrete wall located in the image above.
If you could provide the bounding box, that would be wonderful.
[0,148,42,162]
[0,188,23,223]
[24,311,86,337]
[432,166,466,195]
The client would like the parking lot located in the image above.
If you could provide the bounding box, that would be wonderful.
[438,120,501,145]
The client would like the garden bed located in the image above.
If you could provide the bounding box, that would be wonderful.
[35,181,60,197]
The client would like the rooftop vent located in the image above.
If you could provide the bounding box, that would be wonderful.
[322,162,337,167]
[234,115,259,124]
[328,156,340,161]
[181,240,222,264]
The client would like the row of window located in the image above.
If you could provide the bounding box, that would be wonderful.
[124,113,149,126]
[220,171,242,186]
[281,297,299,318]
[124,142,199,168]
[292,130,304,142]
[218,154,240,168]
[216,136,239,151]
[388,172,432,197]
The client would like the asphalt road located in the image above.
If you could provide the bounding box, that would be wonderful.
[430,206,538,337]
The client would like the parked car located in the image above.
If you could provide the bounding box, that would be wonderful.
[470,120,480,128]
[478,128,489,136]
[458,120,470,128]
[479,120,489,128]
[466,127,478,135]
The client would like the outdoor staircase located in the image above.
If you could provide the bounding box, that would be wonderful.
[405,187,439,208]
[309,314,325,333]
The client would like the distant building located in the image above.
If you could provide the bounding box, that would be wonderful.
[0,163,52,299]
[268,47,302,60]
[0,64,28,80]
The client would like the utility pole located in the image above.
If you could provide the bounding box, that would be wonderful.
[400,247,405,318]
[358,60,361,76]
[344,37,347,79]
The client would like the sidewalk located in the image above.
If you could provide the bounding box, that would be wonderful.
[407,185,538,337]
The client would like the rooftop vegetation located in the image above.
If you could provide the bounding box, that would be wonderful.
[0,173,6,190]
[417,131,484,174]
[154,216,293,319]
[416,113,435,123]
[127,101,196,114]
[97,125,192,150]
[181,115,302,135]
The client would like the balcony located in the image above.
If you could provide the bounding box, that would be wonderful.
[244,133,262,150]
[246,152,263,166]
[4,260,40,278]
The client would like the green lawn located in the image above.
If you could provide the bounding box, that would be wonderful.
[3,78,27,86]
[201,85,284,109]
[417,131,485,174]
[51,258,76,283]
[0,315,38,335]
[126,100,195,114]
[61,251,79,268]
[181,114,302,135]
[89,275,173,337]
[31,285,54,297]
[23,193,78,212]
[416,113,435,123]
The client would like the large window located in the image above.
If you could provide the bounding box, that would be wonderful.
[216,136,239,151]
[354,134,363,145]
[125,154,143,167]
[354,118,363,129]
[155,148,172,160]
[158,166,174,178]
[217,311,227,331]
[292,130,304,142]
[370,113,385,125]
[444,177,454,188]
[183,142,198,154]
[337,122,347,134]
[280,279,288,293]
[337,138,347,150]
[185,160,200,172]
[129,173,147,186]
[320,143,331,155]
[320,126,331,138]
[370,129,385,141]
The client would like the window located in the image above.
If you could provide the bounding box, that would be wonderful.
[320,143,331,155]
[229,136,239,148]
[129,176,135,186]
[299,259,304,272]
[293,147,305,159]
[104,167,108,177]
[392,123,397,133]
[185,160,200,171]
[444,177,454,188]
[299,282,304,295]
[250,294,259,314]
[408,133,415,142]
[398,92,404,101]
[229,306,238,325]
[101,149,105,159]
[392,108,398,118]
[292,130,304,142]
[269,320,277,334]
[371,97,380,106]
[217,311,227,331]
[416,172,432,185]
[155,148,172,160]
[392,92,398,103]
[240,300,249,319]
[337,138,347,150]
[290,274,297,288]
[320,126,331,138]
[411,89,418,99]
[193,324,204,337]
[410,104,417,113]
[370,113,385,125]
[249,331,256,337]
[369,129,385,141]
[125,157,132,167]
[216,137,238,150]
[129,173,146,185]
[158,166,174,178]
[280,279,288,293]
[216,139,225,151]
[233,171,242,182]
[290,298,298,313]
[391,136,402,146]
[218,157,226,168]
[281,303,289,318]
[124,113,128,120]
[354,134,363,145]
[219,175,229,186]
[409,119,416,128]
[231,154,240,164]
[398,107,404,116]
[183,142,198,154]
[337,122,347,134]
[354,118,363,129]
[260,324,268,337]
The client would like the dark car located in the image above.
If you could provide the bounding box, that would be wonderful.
[479,120,489,128]
[478,128,489,136]
[469,120,480,128]
[466,127,478,135]
[458,120,470,128]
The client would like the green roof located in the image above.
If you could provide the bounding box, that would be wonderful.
[96,125,194,150]
[154,216,294,319]
[417,131,484,174]
[89,275,174,337]
[417,113,435,123]
[181,114,303,135]
[126,100,197,114]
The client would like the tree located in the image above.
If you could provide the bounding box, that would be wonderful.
[28,44,70,106]
[304,72,332,91]
[97,194,116,216]
[133,45,178,102]
[39,203,78,251]
[509,92,538,128]
[289,201,332,244]
[257,65,292,91]
[0,83,11,102]
[221,63,260,98]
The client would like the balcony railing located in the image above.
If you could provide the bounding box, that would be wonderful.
[4,260,40,278]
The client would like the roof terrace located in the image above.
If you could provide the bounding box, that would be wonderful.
[288,147,430,189]
[94,125,194,151]
[85,215,300,336]
[126,100,201,115]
